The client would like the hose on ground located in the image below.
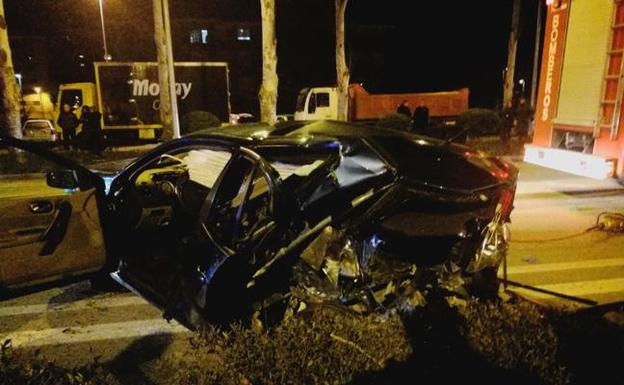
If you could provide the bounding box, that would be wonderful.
[512,211,624,243]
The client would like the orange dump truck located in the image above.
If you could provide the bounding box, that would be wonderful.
[294,84,470,124]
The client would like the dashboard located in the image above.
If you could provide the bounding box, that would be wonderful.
[132,164,189,230]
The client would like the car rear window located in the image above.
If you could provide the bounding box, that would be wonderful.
[25,121,51,130]
[370,136,496,191]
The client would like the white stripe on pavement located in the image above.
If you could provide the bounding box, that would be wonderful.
[499,258,624,276]
[511,277,624,300]
[0,319,190,348]
[0,295,148,317]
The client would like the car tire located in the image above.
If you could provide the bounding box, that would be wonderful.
[468,267,500,299]
[89,272,121,292]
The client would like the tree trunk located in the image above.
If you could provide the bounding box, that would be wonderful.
[153,0,173,140]
[259,0,278,125]
[335,0,350,121]
[0,0,22,138]
[503,0,521,109]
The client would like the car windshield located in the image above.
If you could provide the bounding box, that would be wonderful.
[25,121,50,130]
[371,135,496,191]
[295,88,309,112]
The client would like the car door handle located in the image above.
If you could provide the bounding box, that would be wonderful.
[29,200,54,214]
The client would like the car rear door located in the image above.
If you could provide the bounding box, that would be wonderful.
[0,137,107,293]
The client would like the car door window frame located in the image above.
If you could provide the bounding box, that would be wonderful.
[200,147,278,254]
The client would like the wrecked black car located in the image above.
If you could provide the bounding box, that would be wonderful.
[0,121,517,329]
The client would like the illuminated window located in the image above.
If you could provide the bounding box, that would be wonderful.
[190,29,209,44]
[237,28,251,41]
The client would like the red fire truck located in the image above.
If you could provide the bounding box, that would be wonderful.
[527,0,624,179]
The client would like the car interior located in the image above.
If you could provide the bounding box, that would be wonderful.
[0,146,106,290]
[115,144,330,306]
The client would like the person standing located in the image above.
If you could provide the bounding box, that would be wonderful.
[81,105,104,155]
[500,105,515,148]
[396,100,411,118]
[515,98,533,143]
[57,103,79,150]
[412,103,429,133]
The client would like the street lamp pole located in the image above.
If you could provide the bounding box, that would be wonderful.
[34,86,43,119]
[98,0,111,61]
[530,0,544,109]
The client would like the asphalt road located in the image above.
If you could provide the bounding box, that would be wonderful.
[0,161,623,368]
[501,161,624,308]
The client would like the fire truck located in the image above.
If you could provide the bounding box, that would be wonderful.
[527,0,624,179]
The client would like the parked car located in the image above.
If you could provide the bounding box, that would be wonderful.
[228,112,256,125]
[21,119,58,142]
[0,121,518,329]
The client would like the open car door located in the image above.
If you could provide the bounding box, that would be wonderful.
[0,137,107,295]
[111,142,281,329]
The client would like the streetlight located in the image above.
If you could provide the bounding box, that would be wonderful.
[98,0,112,61]
[34,86,44,119]
[502,67,508,106]
[519,79,526,96]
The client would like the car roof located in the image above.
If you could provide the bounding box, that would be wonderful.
[193,120,474,156]
[24,119,52,123]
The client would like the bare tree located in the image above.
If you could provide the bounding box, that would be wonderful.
[153,0,173,140]
[0,0,22,138]
[335,0,350,121]
[259,0,278,125]
[503,0,521,109]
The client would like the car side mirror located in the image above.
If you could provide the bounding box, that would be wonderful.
[47,170,79,190]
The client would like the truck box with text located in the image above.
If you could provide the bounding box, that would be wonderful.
[54,62,230,140]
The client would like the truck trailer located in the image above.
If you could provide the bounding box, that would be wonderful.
[294,84,469,124]
[54,62,230,140]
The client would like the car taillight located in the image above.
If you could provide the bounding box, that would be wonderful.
[498,188,515,219]
[488,157,512,180]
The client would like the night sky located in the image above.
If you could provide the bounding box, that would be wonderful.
[5,0,540,111]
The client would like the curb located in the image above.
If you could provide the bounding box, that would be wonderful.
[502,155,524,162]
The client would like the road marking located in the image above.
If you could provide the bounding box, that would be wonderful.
[510,278,624,300]
[0,295,148,317]
[0,318,190,348]
[499,258,624,275]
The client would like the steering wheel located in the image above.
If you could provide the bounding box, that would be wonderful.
[234,217,275,248]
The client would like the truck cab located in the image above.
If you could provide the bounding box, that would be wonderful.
[53,83,97,135]
[294,87,338,121]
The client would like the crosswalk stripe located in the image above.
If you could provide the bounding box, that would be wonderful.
[0,295,148,317]
[499,258,624,275]
[0,318,190,348]
[510,278,624,300]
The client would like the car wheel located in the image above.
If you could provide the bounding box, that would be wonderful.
[89,272,121,292]
[468,267,500,299]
